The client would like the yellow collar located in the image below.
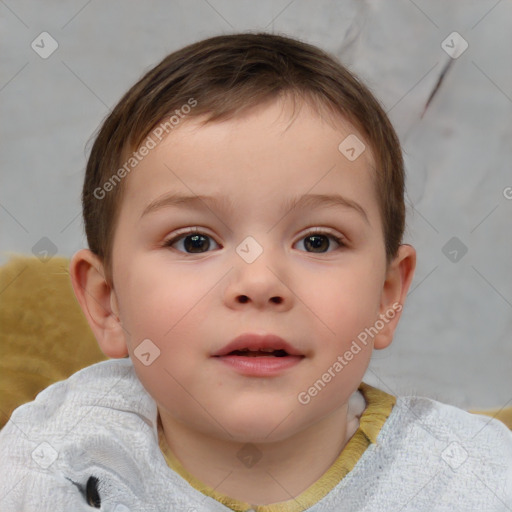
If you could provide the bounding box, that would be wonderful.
[158,382,395,512]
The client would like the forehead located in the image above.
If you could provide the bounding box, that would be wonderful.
[118,97,378,226]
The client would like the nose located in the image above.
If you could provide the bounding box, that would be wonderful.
[224,248,292,311]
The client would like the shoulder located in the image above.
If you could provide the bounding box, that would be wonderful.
[392,392,512,450]
[375,393,512,507]
[0,359,164,510]
[2,358,153,432]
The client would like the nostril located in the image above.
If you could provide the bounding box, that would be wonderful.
[236,296,283,304]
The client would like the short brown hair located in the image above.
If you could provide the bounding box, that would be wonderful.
[83,32,405,285]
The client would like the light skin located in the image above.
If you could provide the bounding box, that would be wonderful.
[70,96,416,505]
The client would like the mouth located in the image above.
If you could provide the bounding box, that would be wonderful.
[212,333,305,376]
[226,348,290,357]
[212,333,304,358]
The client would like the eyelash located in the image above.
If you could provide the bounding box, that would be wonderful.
[162,227,346,253]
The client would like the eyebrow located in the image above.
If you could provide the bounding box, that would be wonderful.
[140,192,369,224]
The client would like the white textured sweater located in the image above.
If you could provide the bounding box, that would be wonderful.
[0,358,511,511]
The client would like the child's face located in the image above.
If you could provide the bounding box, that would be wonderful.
[103,98,408,442]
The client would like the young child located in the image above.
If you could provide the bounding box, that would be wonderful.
[1,32,511,511]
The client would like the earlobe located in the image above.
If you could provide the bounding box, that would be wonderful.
[373,244,417,350]
[69,249,128,358]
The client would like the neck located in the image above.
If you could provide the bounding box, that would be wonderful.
[159,403,356,506]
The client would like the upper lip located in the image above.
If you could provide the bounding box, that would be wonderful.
[212,333,304,357]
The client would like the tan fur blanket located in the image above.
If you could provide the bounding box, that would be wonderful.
[0,255,105,428]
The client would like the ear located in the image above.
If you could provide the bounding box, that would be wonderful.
[373,244,416,350]
[69,249,128,358]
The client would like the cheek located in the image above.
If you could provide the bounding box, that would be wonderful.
[300,262,383,337]
[115,257,200,339]
[114,258,217,390]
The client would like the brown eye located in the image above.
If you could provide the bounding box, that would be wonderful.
[304,234,329,252]
[164,231,219,253]
[184,234,210,253]
[295,230,344,253]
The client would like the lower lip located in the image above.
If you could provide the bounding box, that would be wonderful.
[214,355,304,376]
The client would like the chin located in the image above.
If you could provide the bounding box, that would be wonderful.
[218,413,298,444]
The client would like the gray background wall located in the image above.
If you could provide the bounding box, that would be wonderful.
[1,0,511,409]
